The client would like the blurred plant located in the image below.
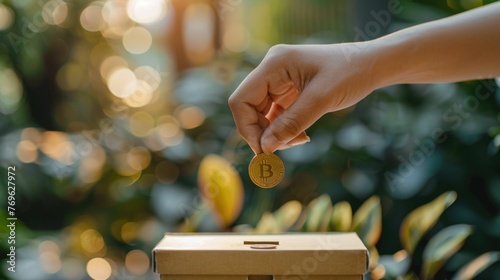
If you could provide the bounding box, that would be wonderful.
[453,251,500,280]
[179,154,244,232]
[215,190,498,279]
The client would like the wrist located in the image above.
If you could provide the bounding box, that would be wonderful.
[365,38,409,90]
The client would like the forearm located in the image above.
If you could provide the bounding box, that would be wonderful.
[370,2,500,88]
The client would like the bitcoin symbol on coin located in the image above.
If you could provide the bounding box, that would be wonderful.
[259,160,274,180]
[249,154,284,188]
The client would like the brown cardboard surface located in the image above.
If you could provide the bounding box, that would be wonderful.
[153,233,368,277]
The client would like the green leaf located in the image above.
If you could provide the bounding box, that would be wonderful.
[319,203,333,232]
[302,194,332,232]
[400,191,457,254]
[452,251,500,280]
[351,196,382,247]
[422,224,473,279]
[273,200,302,231]
[329,201,352,232]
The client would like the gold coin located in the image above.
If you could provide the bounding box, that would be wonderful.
[248,153,284,188]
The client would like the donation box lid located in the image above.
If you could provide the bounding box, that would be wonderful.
[153,232,368,276]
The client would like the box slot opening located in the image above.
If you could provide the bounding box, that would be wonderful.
[243,241,279,245]
[247,275,274,280]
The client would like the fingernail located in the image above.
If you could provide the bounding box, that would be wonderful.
[261,133,280,154]
[288,135,311,147]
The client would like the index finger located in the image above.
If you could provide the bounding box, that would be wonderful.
[228,69,271,154]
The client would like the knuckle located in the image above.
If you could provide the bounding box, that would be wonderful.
[275,116,302,142]
[269,44,289,53]
[265,44,292,63]
[227,94,238,109]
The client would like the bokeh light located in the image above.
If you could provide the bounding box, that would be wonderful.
[86,258,112,280]
[176,106,206,129]
[80,229,107,256]
[40,131,75,164]
[183,3,215,63]
[152,115,185,147]
[107,67,137,98]
[122,27,153,54]
[123,81,155,107]
[39,240,62,274]
[127,146,151,171]
[127,0,168,24]
[134,65,161,92]
[121,222,139,244]
[78,146,106,184]
[81,2,104,32]
[125,250,150,275]
[21,127,42,146]
[101,0,133,39]
[0,67,23,114]
[100,56,129,81]
[113,153,141,176]
[17,140,38,163]
[42,0,68,26]
[0,4,14,30]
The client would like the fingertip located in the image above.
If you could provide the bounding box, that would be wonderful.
[261,131,280,154]
[288,133,311,147]
[250,144,262,155]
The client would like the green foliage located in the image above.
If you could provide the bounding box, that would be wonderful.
[422,224,473,279]
[249,191,498,279]
[351,196,382,248]
[254,200,302,233]
[400,191,457,254]
[301,194,332,232]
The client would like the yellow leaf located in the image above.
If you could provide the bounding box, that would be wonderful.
[400,191,457,254]
[330,201,352,232]
[273,200,302,231]
[197,154,244,227]
[351,196,382,247]
[369,246,379,269]
[453,251,500,280]
[255,211,279,233]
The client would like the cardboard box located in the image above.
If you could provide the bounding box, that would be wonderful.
[153,232,368,280]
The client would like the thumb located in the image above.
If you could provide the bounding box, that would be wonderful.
[260,82,325,154]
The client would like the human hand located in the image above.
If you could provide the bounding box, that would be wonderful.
[228,43,379,154]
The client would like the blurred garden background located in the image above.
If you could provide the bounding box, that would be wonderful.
[0,0,500,279]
